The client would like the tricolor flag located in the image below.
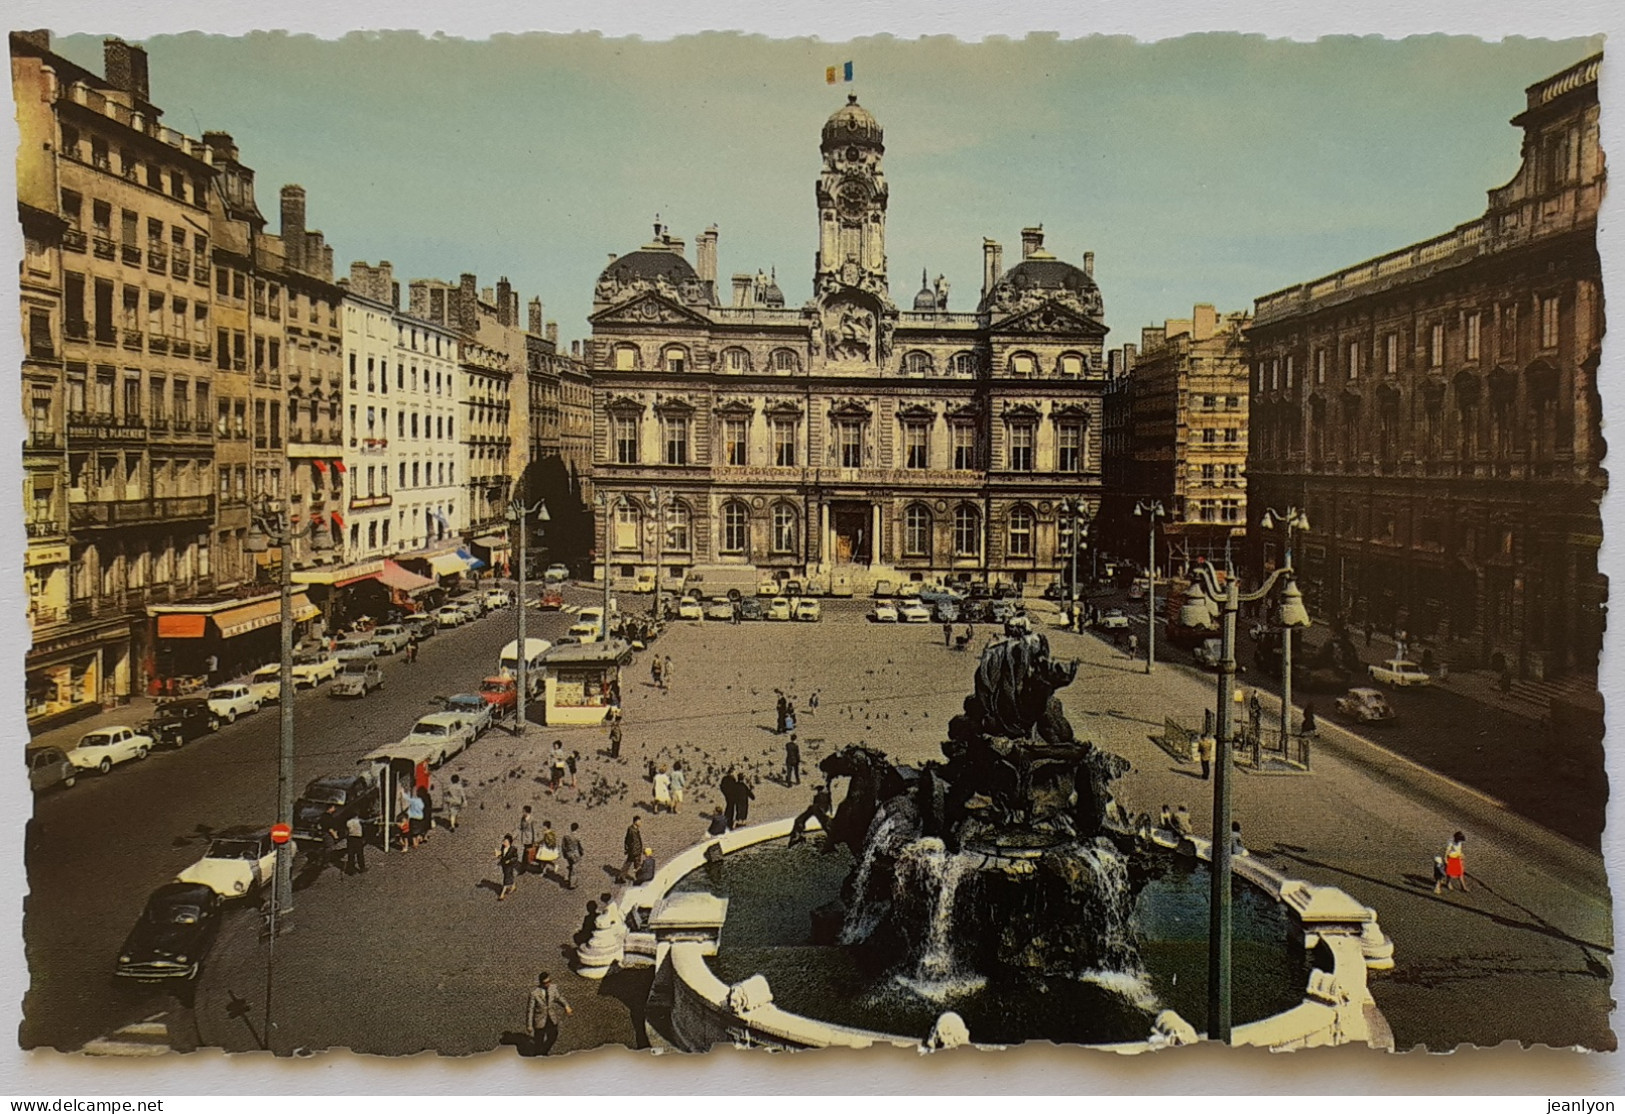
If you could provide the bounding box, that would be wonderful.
[826,61,854,85]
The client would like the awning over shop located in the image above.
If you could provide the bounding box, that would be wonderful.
[213,592,320,638]
[157,613,207,639]
[292,595,320,622]
[335,572,380,589]
[379,560,436,595]
[292,560,386,586]
[456,547,488,571]
[428,553,470,577]
[472,535,506,549]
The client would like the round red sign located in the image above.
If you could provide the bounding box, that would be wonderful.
[270,823,293,845]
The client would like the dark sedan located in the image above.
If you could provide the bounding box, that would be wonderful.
[143,698,219,748]
[115,882,223,987]
[292,774,379,845]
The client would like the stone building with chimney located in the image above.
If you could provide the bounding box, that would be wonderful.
[587,96,1109,595]
[1246,54,1605,682]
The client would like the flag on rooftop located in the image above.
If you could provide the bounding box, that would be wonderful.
[826,62,854,85]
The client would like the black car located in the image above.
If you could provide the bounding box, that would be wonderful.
[115,882,223,987]
[292,773,379,844]
[144,698,219,748]
[959,598,991,624]
[403,614,438,642]
[738,597,764,621]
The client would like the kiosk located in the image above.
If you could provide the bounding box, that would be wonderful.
[540,639,633,726]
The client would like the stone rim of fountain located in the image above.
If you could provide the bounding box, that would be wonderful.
[604,817,1397,1053]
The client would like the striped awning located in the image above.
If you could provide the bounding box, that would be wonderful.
[428,553,470,577]
[214,593,319,638]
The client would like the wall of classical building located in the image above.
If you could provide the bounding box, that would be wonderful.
[588,97,1108,594]
[1246,54,1605,680]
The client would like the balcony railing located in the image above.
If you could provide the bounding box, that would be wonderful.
[25,519,63,538]
[63,229,87,253]
[121,244,141,267]
[172,339,191,357]
[64,319,89,342]
[350,494,393,509]
[193,264,209,285]
[92,237,115,260]
[26,430,61,451]
[69,494,215,529]
[171,249,190,278]
[148,335,169,355]
[122,330,143,351]
[147,248,168,274]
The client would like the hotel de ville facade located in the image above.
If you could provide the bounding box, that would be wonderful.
[588,96,1109,596]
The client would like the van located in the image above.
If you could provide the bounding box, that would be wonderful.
[499,637,551,696]
[682,564,761,602]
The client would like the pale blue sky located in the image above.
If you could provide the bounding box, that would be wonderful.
[50,31,1600,347]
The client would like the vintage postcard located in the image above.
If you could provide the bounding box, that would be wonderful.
[3,19,1618,1083]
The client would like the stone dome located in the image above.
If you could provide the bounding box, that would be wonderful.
[596,247,699,291]
[980,253,1102,317]
[822,94,884,153]
[913,270,937,311]
[762,269,785,308]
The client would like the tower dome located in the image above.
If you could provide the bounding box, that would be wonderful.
[913,269,937,311]
[762,267,785,308]
[822,93,884,154]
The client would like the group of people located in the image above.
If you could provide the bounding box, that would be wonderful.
[650,761,686,813]
[546,739,580,796]
[617,815,658,885]
[496,810,587,900]
[650,654,675,692]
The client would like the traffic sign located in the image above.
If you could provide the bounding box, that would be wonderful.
[270,823,292,845]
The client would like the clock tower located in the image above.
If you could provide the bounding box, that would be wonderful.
[814,95,895,365]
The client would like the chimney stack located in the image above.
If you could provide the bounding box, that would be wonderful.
[696,225,719,286]
[1193,303,1218,342]
[103,38,150,103]
[528,297,544,335]
[202,131,240,164]
[1083,251,1094,279]
[458,273,479,336]
[731,273,754,308]
[571,340,581,359]
[496,277,513,327]
[982,239,1004,299]
[1020,226,1045,259]
[546,322,559,346]
[280,185,307,272]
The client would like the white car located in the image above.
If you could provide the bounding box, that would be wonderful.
[443,694,495,738]
[794,598,822,622]
[766,596,793,621]
[434,606,466,628]
[897,582,922,599]
[206,684,262,724]
[337,633,383,657]
[704,597,735,621]
[247,665,285,705]
[176,827,277,900]
[370,625,412,654]
[484,588,513,609]
[1368,658,1432,688]
[898,601,932,623]
[871,601,899,623]
[66,726,152,774]
[677,597,704,621]
[544,564,570,582]
[1099,609,1131,630]
[454,599,485,622]
[291,653,341,688]
[402,714,474,766]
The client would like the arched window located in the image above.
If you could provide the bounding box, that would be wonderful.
[613,501,642,551]
[947,351,977,377]
[903,504,932,557]
[903,350,934,375]
[1008,352,1037,377]
[612,343,640,371]
[721,501,750,554]
[666,503,692,552]
[771,503,799,554]
[1057,352,1086,376]
[1007,505,1035,558]
[952,505,981,558]
[722,347,752,373]
[662,345,689,374]
[770,348,801,373]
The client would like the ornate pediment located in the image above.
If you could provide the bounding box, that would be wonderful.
[764,399,805,418]
[897,402,936,421]
[990,299,1106,338]
[829,397,873,419]
[714,399,756,417]
[653,393,699,415]
[605,393,647,414]
[945,401,982,421]
[1001,401,1042,421]
[1051,402,1091,421]
[589,291,712,328]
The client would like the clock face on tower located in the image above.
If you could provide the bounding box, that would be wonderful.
[836,178,870,221]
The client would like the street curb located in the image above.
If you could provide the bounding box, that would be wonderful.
[1308,722,1608,893]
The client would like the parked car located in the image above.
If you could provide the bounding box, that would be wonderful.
[114,882,224,986]
[1336,687,1397,724]
[738,597,764,621]
[370,625,412,655]
[959,599,991,624]
[291,652,343,687]
[794,598,823,622]
[145,698,219,747]
[897,581,922,599]
[989,600,1020,624]
[1099,609,1131,631]
[338,632,383,656]
[444,693,496,737]
[26,744,76,792]
[292,773,380,844]
[537,586,565,610]
[247,664,285,705]
[872,580,895,599]
[705,597,735,621]
[918,583,965,606]
[898,601,932,624]
[765,596,793,621]
[402,713,474,767]
[1192,638,1224,670]
[453,597,485,622]
[175,826,277,900]
[206,684,262,724]
[933,600,961,624]
[403,614,438,642]
[478,676,519,718]
[676,597,704,621]
[330,660,385,698]
[66,726,153,774]
[544,564,570,583]
[871,601,899,623]
[758,576,781,597]
[484,588,513,609]
[434,605,467,628]
[1368,658,1432,688]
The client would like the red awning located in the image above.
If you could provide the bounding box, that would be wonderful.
[379,560,436,595]
[157,614,207,639]
[336,572,379,588]
[332,460,347,474]
[331,511,346,529]
[313,459,328,473]
[311,513,326,526]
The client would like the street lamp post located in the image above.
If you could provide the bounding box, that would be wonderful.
[649,487,662,623]
[1260,507,1312,748]
[1134,500,1166,674]
[595,492,616,641]
[506,496,548,737]
[1185,559,1305,1042]
[1060,497,1091,631]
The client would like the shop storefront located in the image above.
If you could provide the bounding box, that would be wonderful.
[148,592,320,694]
[378,559,440,614]
[470,534,511,578]
[539,639,632,726]
[402,549,475,593]
[292,559,386,631]
[25,617,129,733]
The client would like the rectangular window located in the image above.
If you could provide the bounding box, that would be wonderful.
[1057,422,1082,473]
[614,414,639,464]
[663,415,689,465]
[1347,340,1360,380]
[837,420,864,468]
[1387,332,1401,375]
[1315,348,1327,385]
[952,424,977,470]
[772,418,797,466]
[903,423,929,470]
[1008,424,1034,472]
[1269,360,1278,391]
[1200,463,1216,482]
[1465,312,1481,362]
[1224,427,1239,444]
[723,417,748,466]
[1541,296,1560,349]
[1427,324,1443,370]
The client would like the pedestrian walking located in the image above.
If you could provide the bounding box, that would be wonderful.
[720,771,741,829]
[788,783,834,846]
[1432,855,1448,895]
[784,734,802,786]
[319,804,342,875]
[653,766,672,813]
[538,820,561,880]
[1301,702,1317,736]
[496,835,519,901]
[1158,804,1173,831]
[1443,831,1469,892]
[943,621,953,647]
[1127,632,1139,657]
[1196,731,1216,779]
[549,740,567,794]
[669,761,686,813]
[406,640,418,664]
[651,656,663,690]
[519,805,540,869]
[1230,820,1248,857]
[784,700,797,735]
[568,750,580,791]
[204,652,219,686]
[525,972,573,1056]
[406,790,427,849]
[561,822,584,889]
[619,816,645,883]
[662,655,673,691]
[775,693,789,735]
[441,774,467,831]
[344,812,367,874]
[608,715,623,759]
[1173,805,1193,836]
[732,600,742,625]
[418,784,434,842]
[735,773,756,826]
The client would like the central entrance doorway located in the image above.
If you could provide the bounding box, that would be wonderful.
[831,501,873,565]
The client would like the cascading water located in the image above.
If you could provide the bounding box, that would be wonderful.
[839,809,908,945]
